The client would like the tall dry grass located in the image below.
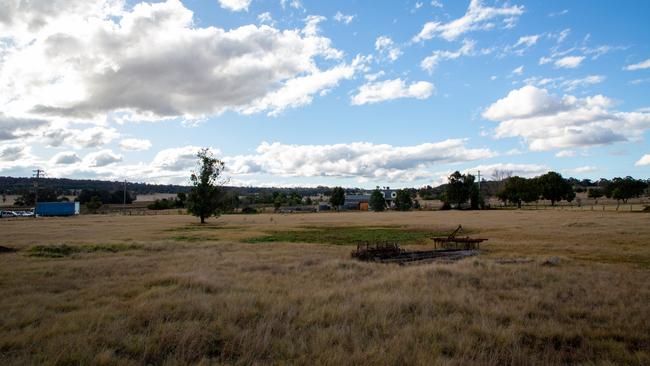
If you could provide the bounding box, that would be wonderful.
[1,210,649,365]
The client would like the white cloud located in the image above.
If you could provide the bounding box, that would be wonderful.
[84,149,122,167]
[120,138,152,151]
[280,0,302,10]
[555,150,576,158]
[431,1,443,8]
[624,58,650,71]
[51,151,81,165]
[151,146,216,171]
[514,34,540,48]
[0,0,357,126]
[483,85,650,151]
[226,140,495,181]
[375,36,402,62]
[512,66,524,75]
[635,154,650,166]
[351,78,434,105]
[257,12,273,24]
[420,39,475,72]
[218,0,251,12]
[561,75,605,91]
[466,163,549,179]
[567,166,597,174]
[413,0,524,42]
[334,11,355,25]
[554,56,585,68]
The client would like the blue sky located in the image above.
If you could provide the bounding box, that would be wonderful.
[0,0,649,187]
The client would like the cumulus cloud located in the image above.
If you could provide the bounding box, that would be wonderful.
[351,78,434,105]
[624,58,650,71]
[51,151,81,165]
[420,39,475,72]
[554,55,585,68]
[0,0,358,125]
[375,36,402,62]
[151,146,214,171]
[218,0,252,12]
[0,144,29,161]
[226,140,495,181]
[635,154,650,166]
[84,149,122,167]
[483,85,650,151]
[413,0,523,42]
[120,138,152,151]
[334,11,355,25]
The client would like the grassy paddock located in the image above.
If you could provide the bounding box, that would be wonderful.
[1,210,649,365]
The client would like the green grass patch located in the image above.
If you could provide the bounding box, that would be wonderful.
[166,224,241,232]
[243,226,447,246]
[169,235,220,242]
[27,244,142,258]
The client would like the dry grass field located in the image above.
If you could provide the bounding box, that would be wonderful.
[1,210,649,365]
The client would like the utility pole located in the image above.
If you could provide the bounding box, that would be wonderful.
[477,170,481,191]
[33,169,45,217]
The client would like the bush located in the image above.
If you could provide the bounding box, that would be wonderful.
[241,207,258,214]
[440,202,451,210]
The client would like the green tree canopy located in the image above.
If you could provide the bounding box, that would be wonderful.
[329,187,345,210]
[187,148,226,224]
[369,189,385,212]
[497,176,539,208]
[445,171,476,208]
[536,171,575,206]
[602,176,647,203]
[394,189,413,211]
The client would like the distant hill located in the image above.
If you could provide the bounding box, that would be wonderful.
[0,176,339,197]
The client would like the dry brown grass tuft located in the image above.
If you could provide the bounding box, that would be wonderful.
[1,210,649,365]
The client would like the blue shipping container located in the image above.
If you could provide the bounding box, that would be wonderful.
[36,202,80,216]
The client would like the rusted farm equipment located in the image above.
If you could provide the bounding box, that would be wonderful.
[351,241,478,265]
[431,225,487,250]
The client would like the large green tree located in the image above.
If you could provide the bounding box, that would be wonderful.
[445,171,475,208]
[369,189,385,211]
[187,148,226,224]
[497,176,539,208]
[329,187,345,210]
[602,176,647,203]
[536,171,575,206]
[394,189,413,211]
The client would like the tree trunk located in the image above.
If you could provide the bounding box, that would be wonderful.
[200,215,205,224]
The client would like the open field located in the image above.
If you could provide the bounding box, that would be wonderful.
[1,210,649,365]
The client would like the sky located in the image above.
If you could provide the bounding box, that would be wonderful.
[1,0,649,188]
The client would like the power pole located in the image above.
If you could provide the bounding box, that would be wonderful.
[33,169,45,217]
[477,170,481,191]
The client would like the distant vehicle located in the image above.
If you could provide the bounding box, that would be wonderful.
[1,211,17,218]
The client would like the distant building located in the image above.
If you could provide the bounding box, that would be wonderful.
[344,194,371,211]
[342,188,398,210]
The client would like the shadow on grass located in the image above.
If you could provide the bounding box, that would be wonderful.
[26,244,142,258]
[244,226,447,246]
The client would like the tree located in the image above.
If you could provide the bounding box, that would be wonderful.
[587,188,603,204]
[602,176,647,203]
[176,192,187,208]
[394,189,413,211]
[445,171,475,208]
[330,187,345,210]
[536,171,575,206]
[14,188,58,206]
[86,196,102,212]
[187,148,226,224]
[497,176,539,208]
[369,189,385,211]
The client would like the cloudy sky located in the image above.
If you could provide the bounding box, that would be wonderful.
[1,0,649,187]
